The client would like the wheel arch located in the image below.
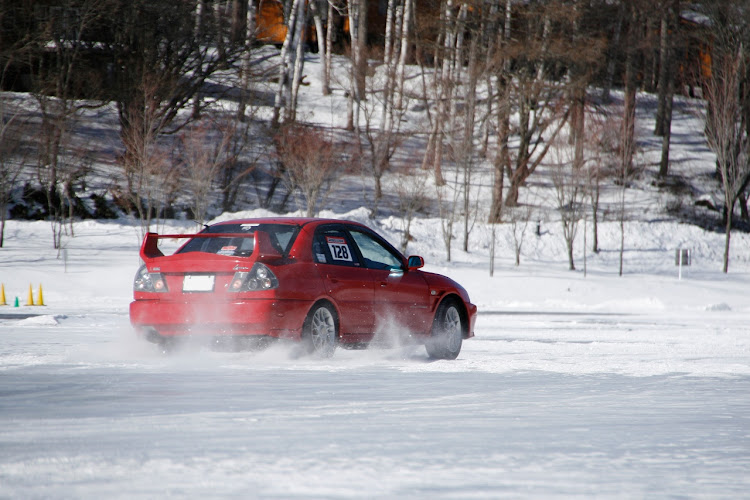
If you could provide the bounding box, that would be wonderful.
[434,294,470,339]
[304,298,341,338]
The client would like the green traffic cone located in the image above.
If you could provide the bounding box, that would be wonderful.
[14,296,19,307]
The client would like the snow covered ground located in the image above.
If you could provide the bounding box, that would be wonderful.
[1,215,749,498]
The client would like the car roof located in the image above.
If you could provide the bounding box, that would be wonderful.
[211,217,367,228]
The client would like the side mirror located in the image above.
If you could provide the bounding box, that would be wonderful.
[407,255,425,270]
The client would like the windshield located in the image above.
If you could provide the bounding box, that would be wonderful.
[176,223,299,257]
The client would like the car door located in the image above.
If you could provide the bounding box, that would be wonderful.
[347,228,431,334]
[312,226,374,334]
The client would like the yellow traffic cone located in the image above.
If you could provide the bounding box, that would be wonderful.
[36,284,45,306]
[0,284,6,306]
[26,284,35,306]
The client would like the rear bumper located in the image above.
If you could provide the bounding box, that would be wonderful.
[129,298,311,339]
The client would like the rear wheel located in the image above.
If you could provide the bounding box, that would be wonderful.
[425,299,463,360]
[302,303,338,358]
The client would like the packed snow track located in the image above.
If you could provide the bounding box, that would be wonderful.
[1,310,748,499]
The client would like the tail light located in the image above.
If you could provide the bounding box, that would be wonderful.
[134,265,168,293]
[228,263,278,292]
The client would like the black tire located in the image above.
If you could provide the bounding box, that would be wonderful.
[302,303,338,358]
[425,299,463,360]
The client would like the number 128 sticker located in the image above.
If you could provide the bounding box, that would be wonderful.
[326,236,353,261]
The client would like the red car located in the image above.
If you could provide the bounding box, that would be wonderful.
[129,218,476,358]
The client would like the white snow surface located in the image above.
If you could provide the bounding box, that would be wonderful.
[2,51,750,498]
[1,214,749,499]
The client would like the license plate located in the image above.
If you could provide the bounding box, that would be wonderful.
[183,274,215,292]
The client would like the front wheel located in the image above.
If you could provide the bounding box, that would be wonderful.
[425,300,463,360]
[302,303,338,358]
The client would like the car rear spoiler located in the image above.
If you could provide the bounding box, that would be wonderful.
[140,230,283,262]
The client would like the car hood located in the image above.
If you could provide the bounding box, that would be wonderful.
[419,271,473,303]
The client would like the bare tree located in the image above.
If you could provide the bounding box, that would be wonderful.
[0,100,28,247]
[119,78,179,235]
[654,0,678,136]
[585,110,620,254]
[601,1,626,103]
[107,0,242,165]
[501,1,606,208]
[34,97,92,248]
[322,1,345,96]
[237,0,258,121]
[216,119,263,213]
[393,0,413,112]
[390,167,429,255]
[655,0,680,178]
[0,2,41,92]
[359,66,410,214]
[24,0,109,248]
[703,46,750,273]
[176,118,239,226]
[503,205,534,268]
[54,148,92,242]
[445,11,487,254]
[288,1,310,123]
[273,124,343,216]
[488,0,513,224]
[620,1,647,181]
[358,0,415,215]
[421,0,467,186]
[550,140,587,271]
[346,0,367,132]
[435,165,461,262]
[613,107,643,277]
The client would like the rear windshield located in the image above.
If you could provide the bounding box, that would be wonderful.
[176,223,299,257]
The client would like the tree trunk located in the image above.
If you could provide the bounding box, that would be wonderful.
[346,0,363,132]
[356,0,368,100]
[591,180,600,253]
[723,201,733,273]
[288,0,308,122]
[489,118,507,223]
[231,0,244,43]
[655,8,669,136]
[381,0,397,130]
[658,70,675,177]
[572,85,585,168]
[489,225,496,276]
[602,1,625,102]
[309,0,328,97]
[619,188,625,277]
[489,0,512,223]
[567,237,576,271]
[623,18,638,176]
[273,0,304,126]
[431,0,458,187]
[658,0,679,177]
[394,0,413,111]
[237,0,256,121]
[740,192,749,221]
[323,0,334,95]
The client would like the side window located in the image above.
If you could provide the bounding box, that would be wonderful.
[313,228,361,267]
[349,230,403,271]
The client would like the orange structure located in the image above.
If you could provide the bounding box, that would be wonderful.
[256,0,288,44]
